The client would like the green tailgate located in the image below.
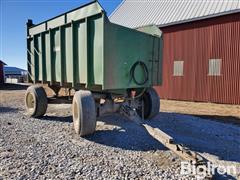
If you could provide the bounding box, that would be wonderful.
[103,20,162,90]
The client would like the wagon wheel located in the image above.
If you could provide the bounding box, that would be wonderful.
[25,85,48,117]
[72,90,96,136]
[136,87,160,119]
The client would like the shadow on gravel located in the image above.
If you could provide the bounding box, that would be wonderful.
[0,106,18,113]
[87,114,166,151]
[147,112,240,163]
[0,83,29,90]
[213,172,236,180]
[38,111,240,164]
[40,115,72,123]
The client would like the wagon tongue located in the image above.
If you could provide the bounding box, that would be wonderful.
[121,107,212,179]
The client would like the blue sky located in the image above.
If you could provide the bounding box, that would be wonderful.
[0,0,122,69]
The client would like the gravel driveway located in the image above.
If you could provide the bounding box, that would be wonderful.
[0,84,239,179]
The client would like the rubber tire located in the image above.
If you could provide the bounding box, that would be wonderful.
[140,87,160,119]
[25,85,48,117]
[72,90,96,136]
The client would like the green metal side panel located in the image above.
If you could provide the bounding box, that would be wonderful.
[45,33,51,82]
[27,1,105,88]
[37,35,43,81]
[53,30,61,82]
[88,15,104,86]
[65,26,73,83]
[77,22,87,84]
[27,16,104,87]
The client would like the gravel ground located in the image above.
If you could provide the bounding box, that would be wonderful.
[0,84,240,179]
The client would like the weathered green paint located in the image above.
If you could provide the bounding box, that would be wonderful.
[103,21,163,90]
[27,1,163,92]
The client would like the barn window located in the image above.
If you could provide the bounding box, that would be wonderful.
[173,61,184,76]
[208,59,222,76]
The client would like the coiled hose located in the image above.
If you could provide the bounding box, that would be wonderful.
[130,61,149,86]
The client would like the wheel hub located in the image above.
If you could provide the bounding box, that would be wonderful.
[26,93,35,110]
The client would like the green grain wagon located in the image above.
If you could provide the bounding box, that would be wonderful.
[25,1,163,136]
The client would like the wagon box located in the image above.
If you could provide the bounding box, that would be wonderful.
[27,1,163,92]
[25,1,163,136]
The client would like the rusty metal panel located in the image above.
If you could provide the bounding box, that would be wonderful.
[156,12,240,104]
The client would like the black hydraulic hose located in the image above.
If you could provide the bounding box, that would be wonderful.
[130,61,149,86]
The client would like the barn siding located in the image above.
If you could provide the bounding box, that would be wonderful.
[155,13,240,104]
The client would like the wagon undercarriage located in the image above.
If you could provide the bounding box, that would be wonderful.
[25,84,212,179]
[25,85,160,134]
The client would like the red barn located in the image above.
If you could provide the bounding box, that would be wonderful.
[0,60,6,84]
[110,0,240,104]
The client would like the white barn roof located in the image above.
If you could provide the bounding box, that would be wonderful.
[109,0,240,28]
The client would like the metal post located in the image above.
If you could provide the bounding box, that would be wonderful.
[33,35,38,83]
[26,19,34,83]
[85,17,89,88]
[49,28,53,85]
[26,19,33,37]
[71,21,76,87]
[41,33,46,83]
[59,26,64,86]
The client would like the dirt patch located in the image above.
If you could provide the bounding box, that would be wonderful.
[160,99,240,124]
